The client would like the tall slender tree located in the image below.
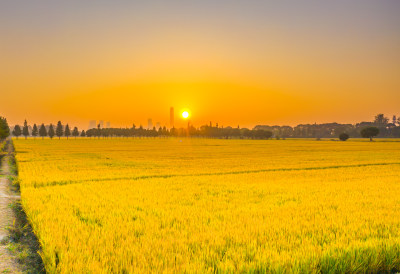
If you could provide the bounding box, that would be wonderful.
[72,127,79,139]
[12,125,22,139]
[48,124,55,139]
[65,124,71,139]
[56,121,63,139]
[32,124,38,139]
[97,124,101,139]
[22,119,30,139]
[39,124,47,139]
[80,130,86,137]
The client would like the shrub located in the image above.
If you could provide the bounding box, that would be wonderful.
[339,133,349,141]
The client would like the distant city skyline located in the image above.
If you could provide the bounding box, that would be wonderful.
[88,120,111,129]
[5,111,400,131]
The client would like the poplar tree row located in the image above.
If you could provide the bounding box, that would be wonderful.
[12,121,83,139]
[11,121,275,140]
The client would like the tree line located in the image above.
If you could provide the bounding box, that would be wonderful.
[254,114,399,140]
[11,120,275,140]
[7,113,400,141]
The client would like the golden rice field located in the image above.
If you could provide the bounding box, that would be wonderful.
[13,138,400,273]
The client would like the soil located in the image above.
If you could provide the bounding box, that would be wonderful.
[0,141,22,273]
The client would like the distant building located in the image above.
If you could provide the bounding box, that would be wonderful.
[106,122,111,128]
[147,119,153,129]
[170,107,174,128]
[156,122,161,129]
[89,120,96,129]
[99,120,104,128]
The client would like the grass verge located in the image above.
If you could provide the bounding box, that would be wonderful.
[0,139,44,273]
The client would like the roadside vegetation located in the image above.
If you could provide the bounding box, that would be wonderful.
[5,200,44,274]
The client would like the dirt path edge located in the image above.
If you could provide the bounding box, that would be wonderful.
[0,139,44,273]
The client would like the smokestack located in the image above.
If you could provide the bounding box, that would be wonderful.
[170,107,174,128]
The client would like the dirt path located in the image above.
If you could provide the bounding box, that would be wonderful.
[0,140,22,273]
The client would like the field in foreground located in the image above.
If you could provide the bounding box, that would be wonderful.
[13,138,400,273]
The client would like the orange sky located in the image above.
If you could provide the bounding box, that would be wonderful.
[1,1,399,129]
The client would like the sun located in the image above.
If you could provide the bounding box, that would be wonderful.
[182,111,189,119]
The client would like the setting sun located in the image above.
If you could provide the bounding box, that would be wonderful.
[182,111,189,119]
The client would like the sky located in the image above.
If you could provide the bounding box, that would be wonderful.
[1,1,399,129]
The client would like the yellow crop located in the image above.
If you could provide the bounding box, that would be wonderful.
[13,138,400,273]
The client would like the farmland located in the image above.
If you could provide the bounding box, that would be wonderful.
[13,138,400,273]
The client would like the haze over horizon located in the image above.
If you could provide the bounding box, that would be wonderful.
[1,1,399,129]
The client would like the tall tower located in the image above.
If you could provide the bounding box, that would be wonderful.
[170,107,174,128]
[89,120,97,130]
[147,119,153,129]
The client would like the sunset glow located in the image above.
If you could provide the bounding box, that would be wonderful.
[1,1,399,128]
